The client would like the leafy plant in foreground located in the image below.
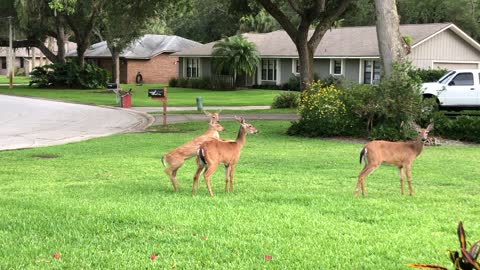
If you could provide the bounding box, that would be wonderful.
[408,222,480,270]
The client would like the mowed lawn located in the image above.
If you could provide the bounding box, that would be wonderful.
[0,84,284,107]
[0,121,479,269]
[0,75,30,84]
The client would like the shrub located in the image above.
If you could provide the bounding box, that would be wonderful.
[408,68,448,83]
[288,81,349,137]
[177,77,189,88]
[282,75,301,91]
[272,91,300,108]
[29,61,109,89]
[169,77,178,87]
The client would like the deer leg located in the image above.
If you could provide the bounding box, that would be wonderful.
[224,165,230,193]
[203,163,219,197]
[405,165,414,196]
[399,167,405,195]
[355,164,379,197]
[165,167,179,192]
[229,165,236,193]
[192,158,205,196]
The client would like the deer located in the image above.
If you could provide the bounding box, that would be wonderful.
[161,111,223,192]
[192,116,258,197]
[354,122,434,197]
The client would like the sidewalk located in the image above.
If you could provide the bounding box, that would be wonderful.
[129,106,300,124]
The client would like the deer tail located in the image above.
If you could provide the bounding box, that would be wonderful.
[161,155,166,167]
[197,148,206,166]
[359,147,367,164]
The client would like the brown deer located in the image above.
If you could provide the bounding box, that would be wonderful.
[354,122,434,197]
[192,116,258,197]
[162,111,223,192]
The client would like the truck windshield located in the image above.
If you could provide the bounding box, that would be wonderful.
[438,71,456,84]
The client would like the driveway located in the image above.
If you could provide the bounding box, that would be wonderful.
[0,95,153,151]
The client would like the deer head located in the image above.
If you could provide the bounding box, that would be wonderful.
[410,122,434,142]
[235,116,258,134]
[204,111,221,125]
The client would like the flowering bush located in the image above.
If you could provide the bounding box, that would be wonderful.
[289,81,350,137]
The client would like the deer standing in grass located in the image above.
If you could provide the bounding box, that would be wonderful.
[354,123,434,197]
[192,116,258,197]
[162,112,223,192]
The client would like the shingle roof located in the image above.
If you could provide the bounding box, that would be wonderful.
[69,34,201,59]
[173,23,457,58]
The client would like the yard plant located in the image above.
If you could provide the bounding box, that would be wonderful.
[0,121,479,269]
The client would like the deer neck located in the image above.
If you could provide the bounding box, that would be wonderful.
[235,126,247,148]
[204,127,220,138]
[413,137,425,156]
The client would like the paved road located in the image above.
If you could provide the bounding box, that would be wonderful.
[0,95,153,151]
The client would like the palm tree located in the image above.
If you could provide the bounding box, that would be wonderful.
[211,35,260,87]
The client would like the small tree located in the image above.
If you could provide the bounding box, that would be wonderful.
[211,35,260,86]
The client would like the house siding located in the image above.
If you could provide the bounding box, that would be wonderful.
[408,29,480,69]
[314,59,330,78]
[280,59,294,85]
[345,59,360,82]
[126,53,178,84]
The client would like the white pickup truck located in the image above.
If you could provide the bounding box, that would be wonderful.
[422,69,480,110]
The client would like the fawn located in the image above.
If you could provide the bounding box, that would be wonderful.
[192,116,258,197]
[354,122,434,197]
[162,111,223,191]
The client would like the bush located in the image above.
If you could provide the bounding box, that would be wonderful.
[288,82,349,137]
[29,61,109,89]
[289,62,424,140]
[408,68,448,83]
[169,77,178,87]
[271,91,300,108]
[282,76,301,91]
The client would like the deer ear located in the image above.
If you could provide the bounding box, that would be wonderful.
[234,116,245,123]
[426,123,434,131]
[204,110,211,117]
[410,122,421,132]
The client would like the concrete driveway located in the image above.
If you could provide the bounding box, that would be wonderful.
[0,95,153,151]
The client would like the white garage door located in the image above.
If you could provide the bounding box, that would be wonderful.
[433,62,479,70]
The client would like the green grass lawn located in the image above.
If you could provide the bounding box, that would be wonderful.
[1,121,479,269]
[0,75,31,84]
[0,84,285,107]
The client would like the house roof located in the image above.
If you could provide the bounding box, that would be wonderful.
[0,39,77,58]
[69,34,201,59]
[173,23,479,58]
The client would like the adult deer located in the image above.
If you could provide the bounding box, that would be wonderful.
[162,111,223,192]
[192,116,258,197]
[354,123,434,197]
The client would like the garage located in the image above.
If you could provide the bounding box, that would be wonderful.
[433,61,480,70]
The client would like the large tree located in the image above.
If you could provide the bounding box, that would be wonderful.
[252,0,352,90]
[374,0,406,76]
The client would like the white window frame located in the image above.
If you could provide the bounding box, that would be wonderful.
[183,57,201,78]
[329,59,344,76]
[261,59,277,82]
[359,59,381,85]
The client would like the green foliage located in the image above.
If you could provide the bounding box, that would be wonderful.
[271,91,300,109]
[29,61,109,89]
[435,115,480,143]
[282,76,301,91]
[173,77,235,90]
[288,82,349,137]
[408,68,449,83]
[212,35,260,81]
[289,62,423,140]
[168,77,178,87]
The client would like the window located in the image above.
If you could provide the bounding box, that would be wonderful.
[261,59,277,81]
[450,73,473,86]
[333,60,342,75]
[292,59,300,74]
[185,58,200,78]
[1,58,6,69]
[20,58,24,69]
[363,60,381,84]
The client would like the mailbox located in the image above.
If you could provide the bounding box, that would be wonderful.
[148,88,166,98]
[107,82,118,89]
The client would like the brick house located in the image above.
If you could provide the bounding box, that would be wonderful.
[68,35,201,84]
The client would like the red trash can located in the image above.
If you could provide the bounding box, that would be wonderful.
[121,93,132,108]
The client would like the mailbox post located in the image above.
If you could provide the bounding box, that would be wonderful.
[148,88,168,126]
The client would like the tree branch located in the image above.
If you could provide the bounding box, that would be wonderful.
[308,0,351,49]
[287,0,303,16]
[0,38,59,63]
[256,0,297,40]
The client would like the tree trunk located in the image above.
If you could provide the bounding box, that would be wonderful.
[55,16,67,64]
[112,50,120,85]
[296,37,314,90]
[374,0,406,76]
